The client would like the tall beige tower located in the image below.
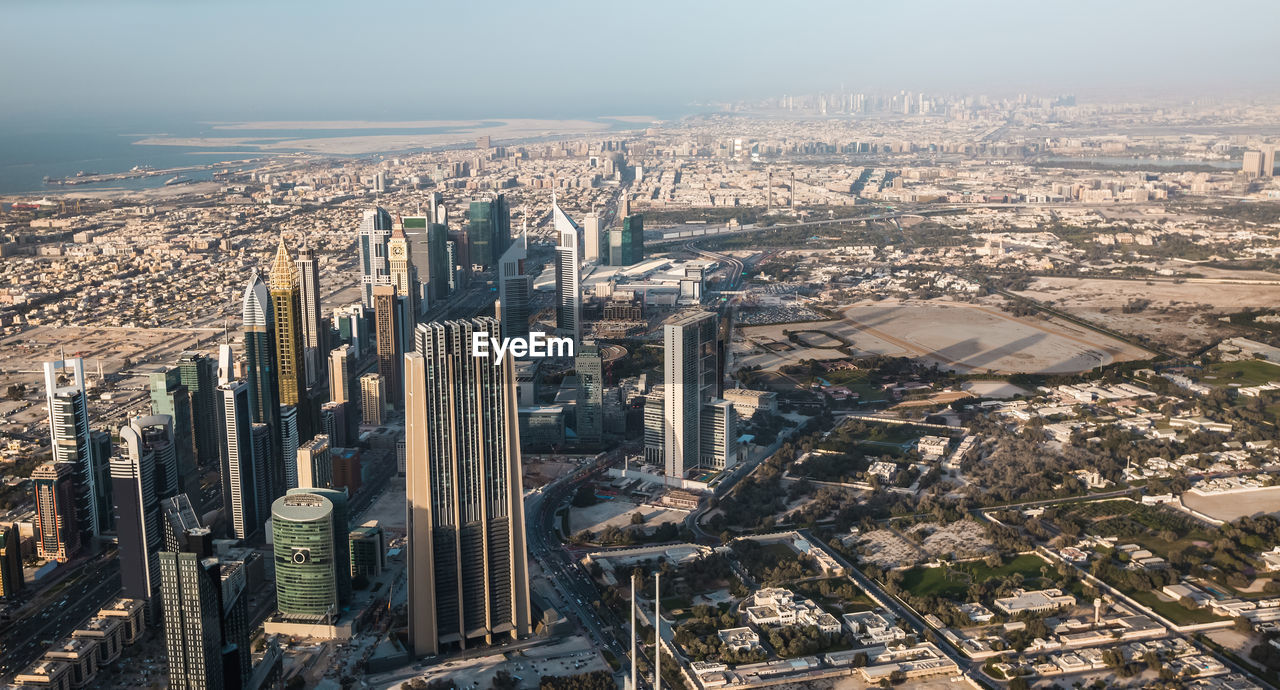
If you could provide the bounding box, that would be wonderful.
[405,317,530,656]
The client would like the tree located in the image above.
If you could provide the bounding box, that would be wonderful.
[631,512,646,525]
[491,671,519,690]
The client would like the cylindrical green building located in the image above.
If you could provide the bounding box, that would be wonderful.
[271,492,337,621]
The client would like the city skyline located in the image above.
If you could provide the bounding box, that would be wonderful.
[3,6,1280,687]
[4,1,1280,128]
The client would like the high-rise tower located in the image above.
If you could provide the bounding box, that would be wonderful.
[148,368,199,507]
[400,216,449,310]
[662,311,737,478]
[328,344,354,404]
[115,416,178,620]
[358,207,394,309]
[176,352,218,470]
[159,551,224,690]
[216,381,261,542]
[497,232,530,342]
[296,245,325,388]
[466,195,511,269]
[583,212,602,263]
[241,271,282,499]
[269,238,307,411]
[33,462,80,562]
[553,197,582,346]
[388,221,416,315]
[43,358,100,539]
[405,318,531,656]
[372,284,401,407]
[575,342,604,446]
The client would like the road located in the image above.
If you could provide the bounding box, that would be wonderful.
[0,557,122,680]
[524,453,656,688]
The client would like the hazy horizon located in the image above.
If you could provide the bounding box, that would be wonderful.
[4,0,1280,127]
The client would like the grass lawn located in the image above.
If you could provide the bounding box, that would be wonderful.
[1127,589,1228,625]
[901,554,1052,599]
[1200,359,1280,388]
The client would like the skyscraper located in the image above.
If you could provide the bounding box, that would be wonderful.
[269,239,307,413]
[271,493,340,622]
[328,345,354,404]
[33,462,80,562]
[89,429,113,534]
[216,381,260,542]
[241,271,282,499]
[160,494,209,555]
[497,232,530,342]
[663,311,734,478]
[360,373,385,426]
[43,358,99,538]
[358,207,393,309]
[405,318,531,656]
[401,216,450,309]
[644,386,665,465]
[575,342,604,447]
[279,404,299,491]
[553,197,582,346]
[148,368,199,506]
[466,195,511,268]
[610,213,645,266]
[372,284,401,406]
[388,221,416,317]
[176,352,218,470]
[159,551,224,690]
[287,486,351,606]
[320,400,353,448]
[295,245,325,388]
[0,523,25,599]
[115,417,177,620]
[582,212,602,263]
[297,435,332,490]
[333,303,367,359]
[1244,150,1265,177]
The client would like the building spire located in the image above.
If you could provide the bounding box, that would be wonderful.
[269,236,297,291]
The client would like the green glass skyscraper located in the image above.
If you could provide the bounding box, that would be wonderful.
[466,195,510,269]
[176,352,218,470]
[271,492,340,621]
[609,213,645,266]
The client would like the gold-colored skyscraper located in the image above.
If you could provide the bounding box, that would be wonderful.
[269,238,307,408]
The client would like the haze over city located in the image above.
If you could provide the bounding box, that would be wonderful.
[2,3,1280,690]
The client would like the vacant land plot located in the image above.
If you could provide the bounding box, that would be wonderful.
[1183,486,1280,522]
[909,520,997,561]
[1015,276,1280,354]
[568,497,685,535]
[900,554,1053,599]
[1199,359,1280,388]
[739,298,1149,375]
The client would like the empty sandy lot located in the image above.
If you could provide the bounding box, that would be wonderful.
[1016,276,1280,353]
[568,497,685,535]
[739,299,1149,374]
[1182,486,1280,522]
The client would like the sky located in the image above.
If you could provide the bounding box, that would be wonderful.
[3,0,1279,125]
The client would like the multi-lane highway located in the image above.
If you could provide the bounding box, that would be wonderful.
[525,454,656,688]
[0,556,122,679]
